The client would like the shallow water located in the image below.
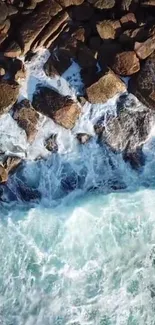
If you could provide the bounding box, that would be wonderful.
[1,49,155,325]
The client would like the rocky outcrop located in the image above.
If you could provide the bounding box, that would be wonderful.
[13,99,39,143]
[111,51,140,76]
[86,69,126,104]
[129,52,155,110]
[0,81,19,115]
[32,86,80,129]
[95,94,155,153]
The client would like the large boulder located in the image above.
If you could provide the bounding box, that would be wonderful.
[13,99,39,143]
[86,69,126,104]
[111,51,140,76]
[129,52,155,110]
[87,0,115,9]
[95,93,155,153]
[96,20,116,40]
[134,35,155,60]
[0,81,19,116]
[32,86,80,129]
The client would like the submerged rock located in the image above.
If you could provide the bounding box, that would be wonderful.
[76,133,91,144]
[0,81,19,115]
[32,86,80,129]
[45,134,58,152]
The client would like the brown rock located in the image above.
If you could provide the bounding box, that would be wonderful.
[0,2,8,24]
[45,134,58,152]
[0,19,11,35]
[0,81,19,115]
[134,36,155,59]
[4,156,21,174]
[111,51,140,76]
[120,13,137,30]
[13,99,39,143]
[87,0,115,9]
[32,86,80,129]
[6,0,62,56]
[96,20,116,40]
[129,52,155,109]
[72,3,94,21]
[86,69,126,104]
[44,22,68,49]
[33,11,69,49]
[119,27,150,48]
[0,165,8,183]
[77,133,91,144]
[57,0,84,6]
[0,67,5,76]
[71,27,86,42]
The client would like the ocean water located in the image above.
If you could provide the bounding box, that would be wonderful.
[1,50,155,325]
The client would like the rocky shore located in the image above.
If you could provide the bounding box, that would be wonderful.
[0,0,155,198]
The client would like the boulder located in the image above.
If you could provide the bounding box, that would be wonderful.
[4,41,22,58]
[0,81,19,115]
[44,134,58,152]
[120,13,137,30]
[96,20,116,40]
[119,27,150,48]
[57,0,84,6]
[134,35,155,59]
[44,49,71,76]
[86,69,126,104]
[111,51,140,76]
[32,86,80,129]
[95,94,155,153]
[77,133,91,144]
[0,165,8,183]
[129,52,155,110]
[71,3,94,21]
[13,99,39,143]
[4,156,21,174]
[87,0,115,9]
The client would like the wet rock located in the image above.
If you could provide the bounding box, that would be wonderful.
[32,86,80,129]
[4,41,22,58]
[123,147,145,169]
[86,69,126,104]
[0,81,19,115]
[57,0,84,7]
[120,13,137,30]
[96,20,116,40]
[44,49,71,76]
[16,181,41,202]
[0,67,5,76]
[45,134,58,152]
[4,156,21,174]
[111,51,140,76]
[71,3,94,21]
[71,27,86,42]
[0,165,8,183]
[134,35,155,59]
[77,133,91,144]
[96,95,155,153]
[129,52,155,110]
[87,0,115,9]
[119,27,150,48]
[13,99,39,143]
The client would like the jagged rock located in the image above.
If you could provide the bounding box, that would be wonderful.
[0,165,8,183]
[0,1,8,24]
[134,35,155,59]
[129,52,155,110]
[45,22,69,48]
[13,99,39,143]
[4,156,21,174]
[33,11,69,49]
[45,134,58,152]
[87,0,115,9]
[96,21,116,40]
[5,0,62,55]
[97,94,155,153]
[77,133,91,144]
[0,81,19,115]
[32,86,80,129]
[120,13,137,30]
[111,51,140,76]
[44,49,71,76]
[119,27,150,47]
[57,0,84,7]
[0,19,11,35]
[71,3,94,21]
[86,69,126,104]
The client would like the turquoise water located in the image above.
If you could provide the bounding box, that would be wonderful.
[1,187,155,325]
